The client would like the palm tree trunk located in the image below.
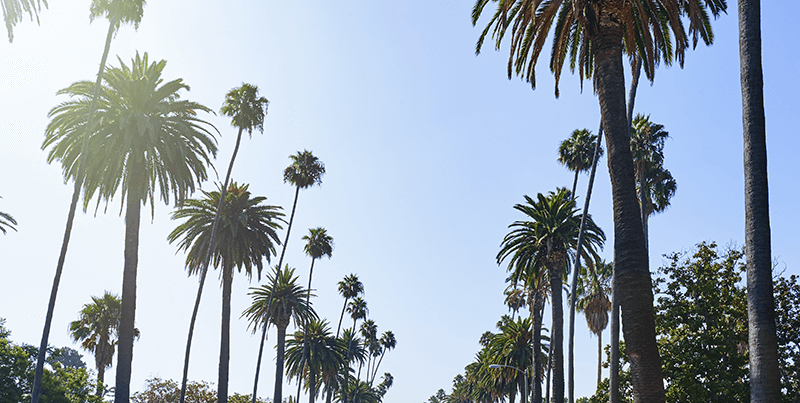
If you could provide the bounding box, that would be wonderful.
[96,367,105,397]
[336,298,349,338]
[547,256,564,403]
[568,121,604,403]
[597,331,602,390]
[570,170,580,198]
[298,258,317,403]
[545,344,552,403]
[253,185,301,403]
[532,292,544,403]
[739,1,779,401]
[180,126,244,403]
[274,324,288,403]
[31,21,116,403]
[114,168,144,403]
[218,266,233,403]
[609,53,642,403]
[309,366,317,403]
[594,24,664,402]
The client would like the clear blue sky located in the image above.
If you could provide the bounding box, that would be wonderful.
[1,1,797,402]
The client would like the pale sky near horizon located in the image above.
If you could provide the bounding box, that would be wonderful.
[1,1,798,402]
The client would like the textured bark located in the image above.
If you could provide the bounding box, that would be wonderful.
[218,267,233,403]
[597,331,602,389]
[594,13,664,403]
[32,21,116,403]
[547,251,564,403]
[609,276,620,403]
[739,0,780,401]
[114,168,143,403]
[532,293,544,403]
[274,324,288,403]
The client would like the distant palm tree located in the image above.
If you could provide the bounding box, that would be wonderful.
[369,331,396,386]
[336,275,363,338]
[3,0,47,42]
[180,82,268,403]
[68,292,139,397]
[498,189,605,403]
[487,316,533,403]
[43,51,215,403]
[739,1,780,401]
[252,150,325,401]
[337,378,380,403]
[33,2,146,401]
[345,297,368,360]
[169,182,283,403]
[243,266,316,403]
[558,129,603,197]
[285,319,346,403]
[574,261,612,388]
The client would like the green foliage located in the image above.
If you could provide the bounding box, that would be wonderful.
[775,274,800,401]
[130,377,270,403]
[655,242,749,402]
[2,0,47,42]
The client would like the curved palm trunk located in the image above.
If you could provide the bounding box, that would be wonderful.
[274,323,289,403]
[595,22,664,402]
[253,185,300,403]
[336,298,349,338]
[114,167,144,403]
[568,121,603,403]
[218,266,234,403]
[547,254,564,403]
[739,1,779,401]
[31,21,116,403]
[180,126,244,403]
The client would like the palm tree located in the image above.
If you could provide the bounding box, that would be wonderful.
[369,331,396,386]
[473,0,726,400]
[558,129,603,197]
[33,2,146,401]
[3,0,47,42]
[296,227,334,402]
[169,182,283,403]
[497,188,605,403]
[43,52,216,403]
[180,82,269,403]
[487,316,533,403]
[252,150,325,401]
[68,291,138,397]
[574,261,612,388]
[629,114,676,250]
[336,275,364,338]
[285,319,346,403]
[0,197,17,234]
[345,297,368,360]
[243,266,316,403]
[739,1,779,401]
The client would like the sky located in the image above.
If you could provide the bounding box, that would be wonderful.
[1,1,798,402]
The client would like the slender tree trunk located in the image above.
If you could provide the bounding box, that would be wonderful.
[180,126,244,403]
[31,22,116,403]
[597,331,602,390]
[371,350,387,387]
[114,168,143,403]
[739,1,779,401]
[274,324,288,403]
[595,22,664,402]
[547,253,564,403]
[218,266,233,403]
[96,367,105,397]
[253,185,301,403]
[336,298,349,338]
[309,366,317,403]
[570,170,580,198]
[568,120,604,403]
[545,345,552,403]
[298,258,317,403]
[532,292,544,403]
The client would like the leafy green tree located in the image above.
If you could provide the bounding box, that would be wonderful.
[497,188,605,403]
[243,266,316,403]
[130,377,270,403]
[2,0,47,42]
[771,275,800,402]
[68,292,138,396]
[180,82,268,403]
[33,2,146,401]
[738,1,780,401]
[473,0,726,400]
[558,129,603,197]
[252,150,325,403]
[43,51,215,403]
[169,183,283,403]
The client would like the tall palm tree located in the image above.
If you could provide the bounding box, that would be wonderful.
[68,291,138,397]
[346,297,368,360]
[497,188,605,403]
[168,182,283,403]
[336,274,364,338]
[42,51,215,403]
[3,0,47,42]
[33,2,145,401]
[558,129,603,197]
[574,261,612,389]
[252,150,325,401]
[629,114,676,250]
[180,82,268,403]
[285,319,346,403]
[369,331,396,386]
[739,1,779,401]
[296,227,334,402]
[243,266,316,403]
[473,0,726,400]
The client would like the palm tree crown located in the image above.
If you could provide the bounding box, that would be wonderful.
[284,150,326,189]
[220,83,269,137]
[89,0,144,31]
[3,0,47,42]
[303,227,334,261]
[285,319,347,402]
[558,129,603,196]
